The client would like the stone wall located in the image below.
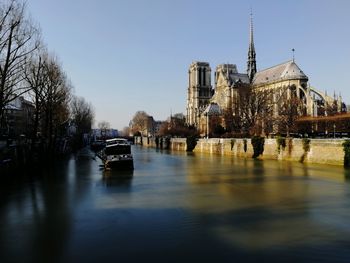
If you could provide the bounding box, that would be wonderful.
[134,136,346,166]
[170,138,187,151]
[194,138,345,166]
[134,137,186,151]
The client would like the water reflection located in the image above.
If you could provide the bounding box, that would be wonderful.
[1,147,350,262]
[184,152,350,259]
[102,170,133,187]
[0,162,73,263]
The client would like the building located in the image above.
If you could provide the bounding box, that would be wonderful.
[91,128,119,139]
[3,96,35,137]
[186,62,213,127]
[129,114,157,137]
[186,14,344,135]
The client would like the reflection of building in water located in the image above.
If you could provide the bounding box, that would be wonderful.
[186,13,345,134]
[185,153,349,252]
[185,155,314,223]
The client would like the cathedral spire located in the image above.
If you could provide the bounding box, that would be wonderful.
[247,10,257,83]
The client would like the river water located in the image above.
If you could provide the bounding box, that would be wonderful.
[1,146,350,262]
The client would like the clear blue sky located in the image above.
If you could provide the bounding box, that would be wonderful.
[27,0,350,130]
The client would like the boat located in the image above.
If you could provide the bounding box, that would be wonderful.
[99,138,134,170]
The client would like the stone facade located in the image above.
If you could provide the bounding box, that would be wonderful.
[193,138,344,166]
[212,64,249,110]
[186,62,213,127]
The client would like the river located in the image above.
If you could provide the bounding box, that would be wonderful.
[1,146,350,262]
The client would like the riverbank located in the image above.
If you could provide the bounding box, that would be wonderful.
[135,136,346,166]
[0,137,72,174]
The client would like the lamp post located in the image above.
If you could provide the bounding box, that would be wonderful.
[204,112,209,139]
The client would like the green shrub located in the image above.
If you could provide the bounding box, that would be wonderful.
[165,137,171,149]
[251,136,265,158]
[231,139,236,150]
[287,138,293,155]
[276,136,286,153]
[300,138,311,163]
[343,140,350,167]
[243,139,247,153]
[186,135,198,152]
[302,138,311,153]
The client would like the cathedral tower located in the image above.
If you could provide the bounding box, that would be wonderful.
[247,12,257,83]
[186,62,212,126]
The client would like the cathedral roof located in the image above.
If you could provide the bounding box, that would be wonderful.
[203,103,221,115]
[253,60,308,85]
[216,64,250,86]
[229,73,250,84]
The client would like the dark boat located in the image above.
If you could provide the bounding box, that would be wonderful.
[100,139,134,170]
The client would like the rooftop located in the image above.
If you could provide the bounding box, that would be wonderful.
[253,60,308,85]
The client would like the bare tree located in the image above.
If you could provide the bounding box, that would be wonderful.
[172,113,185,121]
[157,121,170,136]
[0,0,40,131]
[121,126,130,137]
[237,85,273,136]
[222,108,234,132]
[158,113,197,137]
[130,111,149,136]
[325,100,339,116]
[40,55,71,149]
[277,89,305,137]
[222,107,241,135]
[208,114,224,137]
[169,113,185,129]
[98,120,110,138]
[24,48,46,138]
[98,121,110,130]
[70,95,94,135]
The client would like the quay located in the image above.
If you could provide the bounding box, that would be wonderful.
[135,136,346,166]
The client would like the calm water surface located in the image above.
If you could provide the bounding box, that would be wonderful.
[1,146,350,262]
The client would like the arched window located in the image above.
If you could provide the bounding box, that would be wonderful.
[203,68,206,86]
[290,85,297,98]
[198,68,201,86]
[299,88,306,103]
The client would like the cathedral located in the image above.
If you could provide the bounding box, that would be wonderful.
[186,14,344,135]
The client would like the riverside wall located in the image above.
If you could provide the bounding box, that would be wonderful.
[135,137,187,151]
[193,138,344,166]
[135,137,345,166]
